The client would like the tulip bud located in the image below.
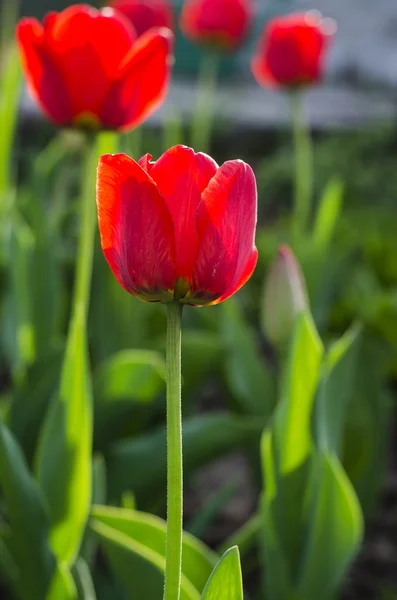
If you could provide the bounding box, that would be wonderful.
[262,245,308,347]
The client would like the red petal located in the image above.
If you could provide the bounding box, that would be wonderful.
[45,5,136,119]
[97,153,176,299]
[252,13,332,88]
[100,27,173,130]
[191,160,257,304]
[148,145,218,280]
[111,0,174,38]
[17,19,72,124]
[180,0,252,50]
[138,153,154,173]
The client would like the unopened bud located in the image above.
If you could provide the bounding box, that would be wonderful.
[262,245,308,347]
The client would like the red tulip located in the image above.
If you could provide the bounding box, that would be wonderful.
[110,0,173,38]
[180,0,253,52]
[96,145,258,305]
[251,11,335,89]
[17,4,173,130]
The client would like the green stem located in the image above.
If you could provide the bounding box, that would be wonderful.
[0,44,22,200]
[164,301,183,600]
[290,91,313,240]
[191,52,219,153]
[71,135,99,322]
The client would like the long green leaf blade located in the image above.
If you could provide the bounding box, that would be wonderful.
[0,421,55,600]
[36,308,92,565]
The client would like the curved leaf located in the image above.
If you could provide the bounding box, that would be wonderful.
[90,519,199,600]
[201,546,243,600]
[91,505,217,593]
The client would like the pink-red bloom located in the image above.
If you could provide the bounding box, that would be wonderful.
[96,145,258,305]
[180,0,253,52]
[17,3,173,130]
[251,11,335,88]
[110,0,174,38]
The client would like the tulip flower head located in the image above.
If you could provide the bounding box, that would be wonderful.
[262,245,308,347]
[110,0,174,38]
[17,3,174,131]
[180,0,253,52]
[251,11,336,89]
[96,145,258,305]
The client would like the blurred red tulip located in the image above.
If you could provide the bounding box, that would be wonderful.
[96,145,258,305]
[110,0,173,37]
[17,3,174,130]
[251,11,335,88]
[180,0,253,52]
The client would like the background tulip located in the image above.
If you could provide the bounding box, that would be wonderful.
[110,0,174,38]
[96,145,258,305]
[262,245,308,348]
[17,3,174,131]
[180,0,253,52]
[251,11,335,89]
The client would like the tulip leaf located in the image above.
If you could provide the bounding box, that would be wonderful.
[72,557,97,600]
[2,215,36,380]
[46,562,78,600]
[201,546,243,600]
[106,412,265,503]
[9,346,63,461]
[0,42,21,195]
[298,452,363,599]
[276,311,323,473]
[220,299,276,415]
[312,177,344,252]
[90,519,200,600]
[0,420,55,600]
[93,349,165,448]
[36,308,92,565]
[91,505,217,593]
[260,312,324,594]
[316,323,362,455]
[0,530,18,590]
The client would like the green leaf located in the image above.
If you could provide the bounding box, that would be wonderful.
[201,546,243,600]
[46,562,78,600]
[72,557,97,600]
[0,420,55,600]
[260,312,324,595]
[298,452,363,599]
[3,215,36,380]
[0,529,18,590]
[91,504,217,593]
[90,519,200,600]
[107,413,265,503]
[276,311,323,472]
[316,324,362,455]
[312,177,343,252]
[0,43,22,195]
[220,299,276,415]
[10,347,63,461]
[36,309,92,565]
[93,350,165,448]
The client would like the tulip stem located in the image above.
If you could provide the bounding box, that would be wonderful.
[72,135,99,322]
[164,301,183,600]
[290,91,313,240]
[191,51,219,153]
